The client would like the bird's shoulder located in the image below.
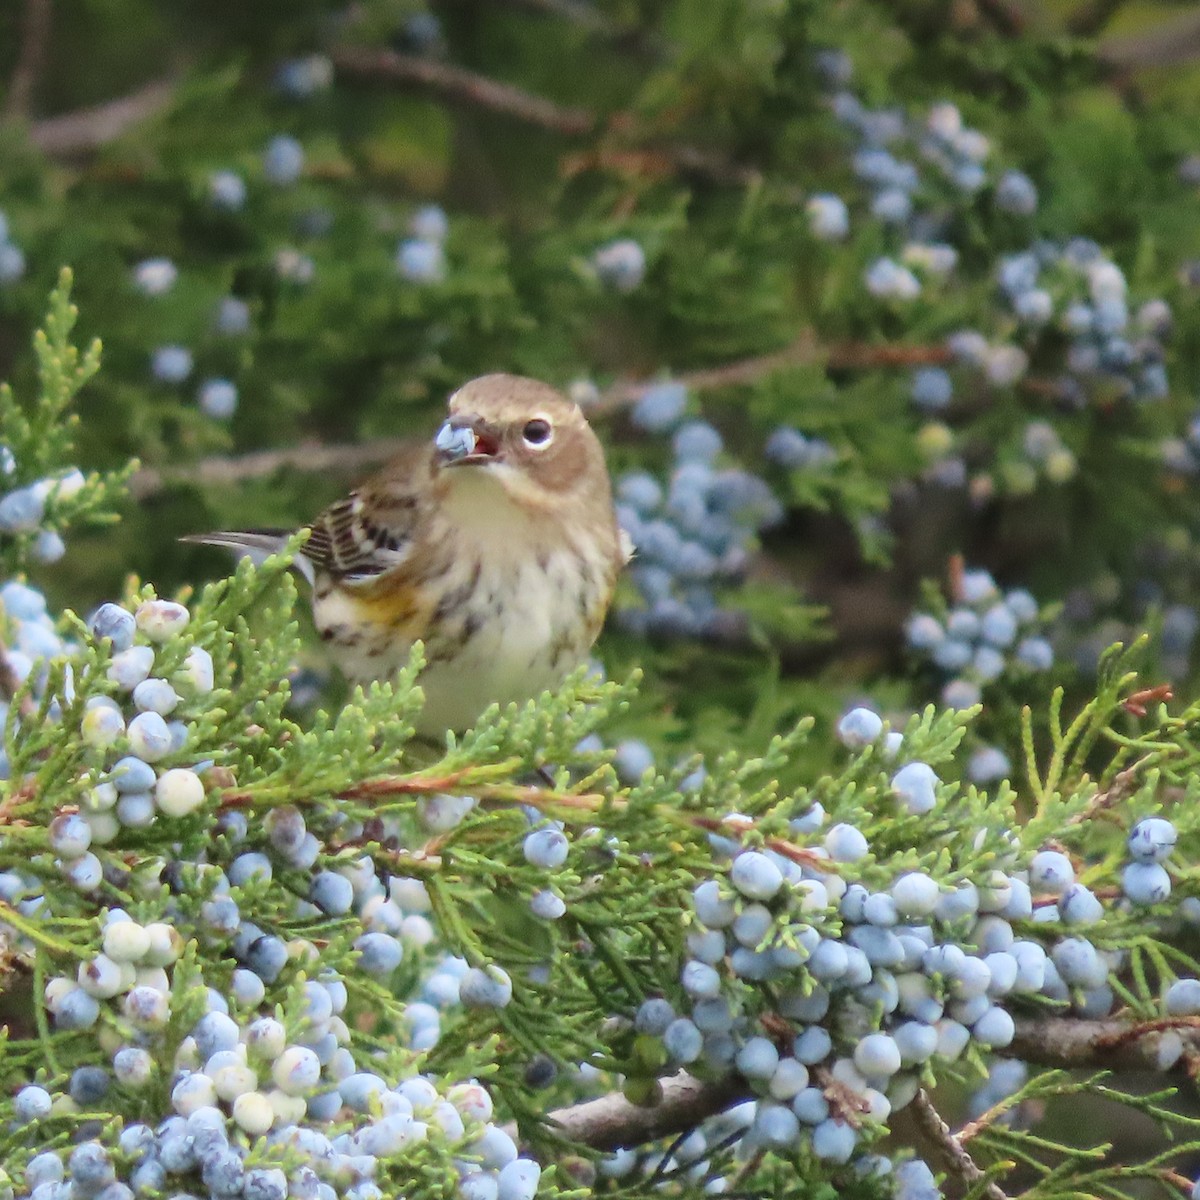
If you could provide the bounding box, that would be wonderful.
[303,442,439,583]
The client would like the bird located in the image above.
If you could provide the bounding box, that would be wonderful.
[187,374,629,736]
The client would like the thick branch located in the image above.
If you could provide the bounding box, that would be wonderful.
[331,45,597,136]
[503,1015,1200,1157]
[4,0,52,119]
[515,1072,746,1151]
[27,76,175,158]
[910,1090,1009,1200]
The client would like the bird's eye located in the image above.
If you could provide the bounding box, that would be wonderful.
[522,418,553,447]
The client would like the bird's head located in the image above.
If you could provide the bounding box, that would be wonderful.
[433,374,610,512]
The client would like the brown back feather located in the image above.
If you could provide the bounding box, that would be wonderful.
[302,442,435,582]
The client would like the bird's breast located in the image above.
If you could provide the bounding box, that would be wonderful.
[314,510,619,736]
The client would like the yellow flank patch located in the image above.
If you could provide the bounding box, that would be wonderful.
[343,580,433,633]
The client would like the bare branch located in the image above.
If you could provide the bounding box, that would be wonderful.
[972,0,1025,36]
[910,1089,1009,1200]
[496,0,615,33]
[1011,1013,1200,1072]
[1098,11,1200,70]
[1067,0,1128,38]
[510,1072,745,1152]
[27,77,175,159]
[3,0,53,119]
[588,336,823,415]
[128,437,411,502]
[130,338,952,501]
[507,1014,1200,1164]
[330,45,759,186]
[331,45,597,136]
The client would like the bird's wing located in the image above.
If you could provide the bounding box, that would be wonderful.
[184,443,435,587]
[303,443,435,584]
[181,529,316,585]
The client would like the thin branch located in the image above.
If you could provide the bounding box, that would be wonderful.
[27,76,175,159]
[511,1071,745,1151]
[331,45,597,136]
[1064,764,1141,827]
[222,772,835,873]
[3,0,53,119]
[331,44,759,186]
[1098,11,1200,70]
[588,336,822,416]
[0,633,37,722]
[131,337,950,500]
[494,0,669,58]
[1067,0,1128,38]
[495,0,616,34]
[910,1089,1009,1200]
[561,144,764,190]
[128,437,411,502]
[972,0,1025,36]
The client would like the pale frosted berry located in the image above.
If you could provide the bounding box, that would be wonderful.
[155,768,205,817]
[1128,817,1177,863]
[730,850,784,900]
[838,707,883,748]
[135,599,190,641]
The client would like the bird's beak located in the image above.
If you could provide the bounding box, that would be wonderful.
[434,416,502,467]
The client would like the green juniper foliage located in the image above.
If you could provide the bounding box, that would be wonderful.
[7,2,1200,1198]
[2,275,1200,1199]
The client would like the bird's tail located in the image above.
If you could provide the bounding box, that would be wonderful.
[181,529,314,585]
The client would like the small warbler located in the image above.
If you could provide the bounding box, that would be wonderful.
[190,374,629,735]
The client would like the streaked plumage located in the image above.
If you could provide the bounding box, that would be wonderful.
[188,374,628,735]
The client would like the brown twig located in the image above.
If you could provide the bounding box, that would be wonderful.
[815,1065,872,1126]
[223,770,835,875]
[1161,1168,1197,1195]
[910,1089,1009,1200]
[1064,764,1141,827]
[955,1089,1023,1146]
[688,814,833,872]
[133,337,949,500]
[1122,683,1173,718]
[4,0,53,119]
[331,45,597,136]
[331,44,758,187]
[28,76,175,158]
